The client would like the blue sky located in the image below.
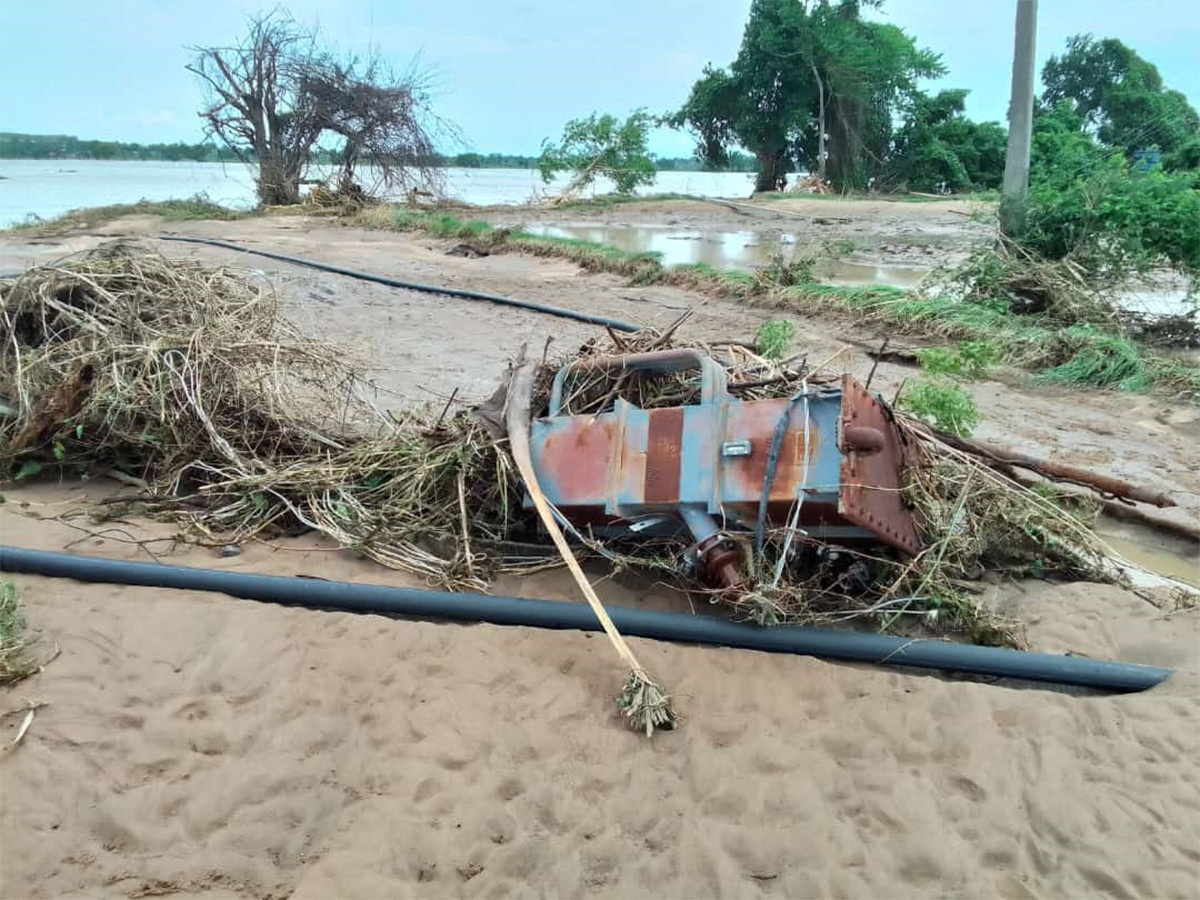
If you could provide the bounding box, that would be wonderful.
[1,0,1197,157]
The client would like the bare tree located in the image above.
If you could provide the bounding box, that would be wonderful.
[188,10,446,206]
[298,56,447,198]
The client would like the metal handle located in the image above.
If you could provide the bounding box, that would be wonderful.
[547,349,729,415]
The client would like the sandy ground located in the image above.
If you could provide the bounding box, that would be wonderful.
[2,209,1199,898]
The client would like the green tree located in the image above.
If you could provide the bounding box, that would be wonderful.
[537,110,656,196]
[670,0,943,192]
[887,89,1006,191]
[1042,34,1199,161]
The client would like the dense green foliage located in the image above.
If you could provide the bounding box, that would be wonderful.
[668,9,1199,211]
[1016,53,1200,276]
[538,110,657,194]
[1025,156,1200,275]
[669,0,1012,193]
[1042,35,1200,162]
[886,90,1007,192]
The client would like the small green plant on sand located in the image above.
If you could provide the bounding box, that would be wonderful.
[755,319,797,361]
[1,582,38,685]
[900,341,988,436]
[898,379,979,436]
[916,340,999,379]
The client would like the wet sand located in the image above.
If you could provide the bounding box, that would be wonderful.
[2,209,1199,898]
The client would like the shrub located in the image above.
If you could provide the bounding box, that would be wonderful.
[898,379,979,436]
[755,319,796,360]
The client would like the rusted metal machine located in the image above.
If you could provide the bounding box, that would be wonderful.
[526,350,921,591]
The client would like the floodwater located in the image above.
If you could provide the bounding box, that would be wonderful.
[0,159,761,228]
[524,223,930,287]
[1093,517,1200,588]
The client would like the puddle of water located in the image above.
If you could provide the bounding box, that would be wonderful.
[524,224,927,289]
[1093,518,1200,587]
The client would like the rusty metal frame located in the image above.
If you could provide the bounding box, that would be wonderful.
[836,375,922,556]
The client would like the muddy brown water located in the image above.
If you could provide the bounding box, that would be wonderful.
[1094,517,1200,587]
[524,223,1197,319]
[524,224,929,288]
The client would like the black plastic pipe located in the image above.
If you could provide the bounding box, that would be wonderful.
[157,234,641,333]
[0,546,1170,693]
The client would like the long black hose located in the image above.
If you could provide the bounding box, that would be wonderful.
[157,235,641,333]
[0,546,1170,693]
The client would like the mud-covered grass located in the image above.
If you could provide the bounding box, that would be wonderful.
[358,205,1198,398]
[0,581,37,685]
[2,196,246,237]
[780,286,1200,397]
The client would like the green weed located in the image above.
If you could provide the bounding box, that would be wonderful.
[916,340,999,379]
[898,379,980,436]
[755,319,797,361]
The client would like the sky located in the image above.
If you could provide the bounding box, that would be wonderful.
[1,0,1198,157]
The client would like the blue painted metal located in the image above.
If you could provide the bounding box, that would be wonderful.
[528,351,921,576]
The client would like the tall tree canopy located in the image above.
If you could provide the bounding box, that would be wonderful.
[886,90,1007,192]
[670,0,943,192]
[1042,34,1199,161]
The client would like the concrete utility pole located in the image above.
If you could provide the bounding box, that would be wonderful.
[1001,0,1038,236]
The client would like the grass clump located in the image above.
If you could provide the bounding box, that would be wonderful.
[0,582,37,685]
[898,380,979,436]
[780,284,1199,398]
[755,319,796,361]
[3,195,244,236]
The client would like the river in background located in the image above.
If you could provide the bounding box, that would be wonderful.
[0,159,761,228]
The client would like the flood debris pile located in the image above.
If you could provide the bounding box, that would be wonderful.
[930,239,1200,349]
[1,250,1136,655]
[0,246,522,590]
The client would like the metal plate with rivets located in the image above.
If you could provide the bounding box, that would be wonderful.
[836,374,922,556]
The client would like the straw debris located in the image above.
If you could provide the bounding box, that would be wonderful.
[1,248,1136,654]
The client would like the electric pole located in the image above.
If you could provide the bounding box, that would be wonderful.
[1001,0,1038,236]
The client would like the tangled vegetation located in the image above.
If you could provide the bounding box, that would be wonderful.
[2,248,1137,653]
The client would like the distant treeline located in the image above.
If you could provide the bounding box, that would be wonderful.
[0,132,758,172]
[0,133,338,164]
[443,150,758,171]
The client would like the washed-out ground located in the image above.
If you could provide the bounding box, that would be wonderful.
[1,202,1198,899]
